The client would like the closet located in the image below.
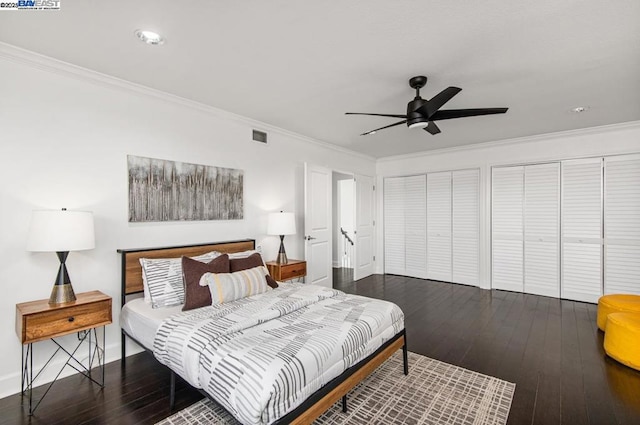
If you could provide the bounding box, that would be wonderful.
[492,153,640,303]
[383,169,480,285]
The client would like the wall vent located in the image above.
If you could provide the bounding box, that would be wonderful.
[252,130,268,143]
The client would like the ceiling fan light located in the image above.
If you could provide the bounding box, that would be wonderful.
[408,121,429,129]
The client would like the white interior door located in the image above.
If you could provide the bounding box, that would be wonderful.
[354,174,375,281]
[384,177,406,275]
[427,171,452,281]
[524,163,560,298]
[604,154,640,295]
[304,163,332,288]
[453,169,479,286]
[404,175,427,279]
[561,158,603,303]
[492,166,524,292]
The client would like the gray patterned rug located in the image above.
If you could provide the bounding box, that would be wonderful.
[156,351,515,425]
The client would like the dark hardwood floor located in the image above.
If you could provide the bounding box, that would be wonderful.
[2,270,639,424]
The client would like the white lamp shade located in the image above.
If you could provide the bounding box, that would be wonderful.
[27,209,95,252]
[267,212,296,236]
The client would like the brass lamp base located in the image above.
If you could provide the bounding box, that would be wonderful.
[276,235,288,264]
[49,283,76,305]
[276,252,288,264]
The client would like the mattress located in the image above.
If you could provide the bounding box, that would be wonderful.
[120,282,292,350]
[120,298,182,350]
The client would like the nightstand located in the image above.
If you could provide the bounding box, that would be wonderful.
[16,290,112,415]
[266,259,307,282]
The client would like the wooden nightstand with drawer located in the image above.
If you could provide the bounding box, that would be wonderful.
[16,291,112,415]
[266,259,307,282]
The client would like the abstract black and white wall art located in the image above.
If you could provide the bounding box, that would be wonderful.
[128,155,243,222]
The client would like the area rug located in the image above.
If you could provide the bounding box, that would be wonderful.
[156,351,515,425]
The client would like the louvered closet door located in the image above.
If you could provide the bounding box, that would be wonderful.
[524,163,560,298]
[404,175,428,278]
[561,158,603,303]
[453,169,479,286]
[427,172,452,281]
[492,166,524,292]
[604,154,640,295]
[384,177,406,275]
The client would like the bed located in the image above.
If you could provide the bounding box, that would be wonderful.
[118,239,407,425]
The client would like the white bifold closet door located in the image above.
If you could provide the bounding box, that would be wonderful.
[524,163,560,298]
[452,169,480,286]
[561,158,603,303]
[384,177,406,275]
[404,175,428,278]
[492,166,524,292]
[604,154,640,295]
[427,171,452,281]
[383,175,427,278]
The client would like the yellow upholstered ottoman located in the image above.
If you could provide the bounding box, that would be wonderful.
[604,312,640,371]
[597,294,640,331]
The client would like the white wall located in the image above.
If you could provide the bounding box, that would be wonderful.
[375,121,640,288]
[0,47,375,397]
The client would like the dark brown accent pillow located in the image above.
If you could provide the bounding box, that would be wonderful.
[265,274,279,289]
[229,252,264,272]
[182,254,230,311]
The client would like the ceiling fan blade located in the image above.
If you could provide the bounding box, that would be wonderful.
[360,120,408,136]
[430,107,508,121]
[345,112,408,119]
[415,87,462,117]
[424,121,441,135]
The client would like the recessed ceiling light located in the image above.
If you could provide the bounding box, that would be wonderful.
[135,29,165,45]
[570,106,589,113]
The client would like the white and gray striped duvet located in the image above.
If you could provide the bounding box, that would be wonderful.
[153,283,404,425]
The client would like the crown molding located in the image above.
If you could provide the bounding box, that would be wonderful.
[377,120,640,163]
[0,42,376,162]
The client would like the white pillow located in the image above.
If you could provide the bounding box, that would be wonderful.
[200,265,270,305]
[228,249,265,263]
[140,251,220,308]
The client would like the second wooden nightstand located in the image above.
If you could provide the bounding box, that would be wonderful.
[16,290,112,415]
[266,259,307,282]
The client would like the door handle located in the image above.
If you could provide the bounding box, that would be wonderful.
[305,236,316,241]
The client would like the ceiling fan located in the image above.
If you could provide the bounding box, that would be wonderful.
[346,76,508,136]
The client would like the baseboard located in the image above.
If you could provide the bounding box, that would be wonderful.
[332,260,341,268]
[0,340,145,399]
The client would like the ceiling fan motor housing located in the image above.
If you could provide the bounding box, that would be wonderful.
[407,97,428,127]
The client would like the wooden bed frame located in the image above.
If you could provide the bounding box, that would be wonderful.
[117,239,408,425]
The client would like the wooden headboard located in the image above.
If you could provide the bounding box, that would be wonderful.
[117,239,255,306]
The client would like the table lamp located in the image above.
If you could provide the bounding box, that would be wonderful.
[267,211,296,264]
[27,208,95,304]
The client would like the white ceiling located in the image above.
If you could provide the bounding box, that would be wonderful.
[1,0,639,158]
